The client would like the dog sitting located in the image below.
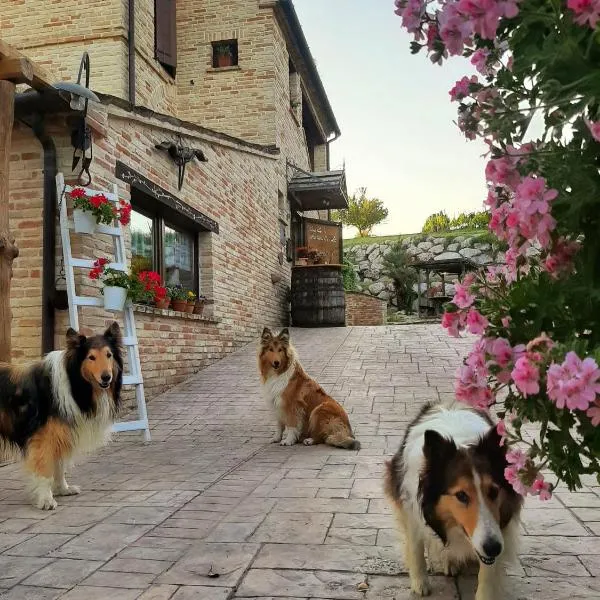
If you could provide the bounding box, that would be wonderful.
[384,402,522,599]
[258,327,360,450]
[0,322,123,510]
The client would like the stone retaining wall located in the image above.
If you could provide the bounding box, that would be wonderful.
[345,233,503,307]
[345,292,387,326]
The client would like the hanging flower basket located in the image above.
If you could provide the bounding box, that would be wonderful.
[73,209,97,234]
[103,285,128,311]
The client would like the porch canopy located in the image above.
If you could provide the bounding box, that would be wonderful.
[288,169,348,211]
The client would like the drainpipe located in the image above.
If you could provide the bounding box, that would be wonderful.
[31,116,58,355]
[129,0,136,104]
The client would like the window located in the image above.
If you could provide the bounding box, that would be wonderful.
[130,207,198,294]
[155,0,177,77]
[212,40,238,69]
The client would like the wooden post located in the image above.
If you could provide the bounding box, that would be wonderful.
[0,79,18,363]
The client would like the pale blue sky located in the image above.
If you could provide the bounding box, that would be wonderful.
[294,0,488,236]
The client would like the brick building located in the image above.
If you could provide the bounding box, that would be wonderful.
[3,0,347,398]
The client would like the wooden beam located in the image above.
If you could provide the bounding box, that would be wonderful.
[0,39,53,90]
[0,80,18,362]
[0,57,35,83]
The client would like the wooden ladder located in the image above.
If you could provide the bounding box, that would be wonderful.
[56,173,151,441]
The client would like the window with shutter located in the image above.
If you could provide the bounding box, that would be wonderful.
[155,0,177,77]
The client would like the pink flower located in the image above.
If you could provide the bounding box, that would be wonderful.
[449,75,478,102]
[442,310,467,337]
[504,464,527,495]
[452,282,476,309]
[501,316,511,328]
[471,48,492,75]
[496,419,507,445]
[485,156,520,190]
[466,308,489,335]
[439,4,473,56]
[587,399,600,426]
[395,0,425,33]
[489,337,513,367]
[531,475,552,501]
[506,448,527,470]
[511,356,540,396]
[457,0,502,39]
[547,352,600,411]
[568,0,600,28]
[455,363,493,408]
[586,118,600,141]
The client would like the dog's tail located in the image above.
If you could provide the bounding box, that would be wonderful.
[326,430,361,451]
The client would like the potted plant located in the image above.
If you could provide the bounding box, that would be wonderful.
[130,270,162,305]
[193,294,207,315]
[89,258,129,311]
[215,44,233,68]
[296,247,309,266]
[155,285,170,310]
[185,290,197,313]
[69,187,132,234]
[168,284,188,312]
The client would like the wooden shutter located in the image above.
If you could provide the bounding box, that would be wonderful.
[155,0,177,73]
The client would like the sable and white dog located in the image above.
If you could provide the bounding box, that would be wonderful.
[0,323,123,510]
[384,402,522,600]
[258,327,360,450]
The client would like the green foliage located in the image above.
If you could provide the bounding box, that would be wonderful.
[382,243,418,312]
[422,211,451,233]
[333,187,389,237]
[341,257,358,291]
[422,210,490,233]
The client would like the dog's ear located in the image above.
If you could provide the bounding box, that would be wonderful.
[66,327,86,350]
[423,429,457,464]
[261,327,273,344]
[475,425,504,460]
[278,328,290,344]
[104,321,122,346]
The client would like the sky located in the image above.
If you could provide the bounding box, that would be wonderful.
[293,0,488,236]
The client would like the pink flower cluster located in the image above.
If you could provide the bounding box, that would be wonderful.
[568,0,600,29]
[395,0,521,63]
[547,352,600,413]
[585,118,600,142]
[441,278,489,338]
[504,449,552,500]
[449,75,478,101]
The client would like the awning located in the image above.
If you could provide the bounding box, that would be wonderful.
[288,169,348,211]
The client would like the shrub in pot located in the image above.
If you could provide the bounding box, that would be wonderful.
[89,258,129,311]
[185,291,196,313]
[70,187,132,234]
[168,284,188,312]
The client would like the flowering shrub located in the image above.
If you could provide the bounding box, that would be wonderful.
[132,271,164,304]
[394,0,600,498]
[70,188,132,226]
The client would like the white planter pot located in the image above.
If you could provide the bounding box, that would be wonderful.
[73,209,97,234]
[103,286,127,311]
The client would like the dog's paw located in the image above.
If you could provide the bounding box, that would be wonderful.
[271,434,282,443]
[54,484,81,497]
[35,495,57,511]
[410,578,431,596]
[303,438,314,446]
[280,437,296,446]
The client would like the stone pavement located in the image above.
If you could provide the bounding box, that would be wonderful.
[0,325,599,600]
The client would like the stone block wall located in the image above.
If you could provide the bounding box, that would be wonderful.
[345,233,503,307]
[345,292,387,327]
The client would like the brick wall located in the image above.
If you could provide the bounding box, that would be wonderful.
[345,292,387,327]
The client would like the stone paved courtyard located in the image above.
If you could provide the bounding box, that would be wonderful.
[1,325,600,599]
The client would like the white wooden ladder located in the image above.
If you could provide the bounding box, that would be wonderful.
[56,173,151,441]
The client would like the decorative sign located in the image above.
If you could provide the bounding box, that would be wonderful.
[304,219,342,264]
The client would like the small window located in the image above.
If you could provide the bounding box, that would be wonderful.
[130,207,198,295]
[155,0,177,77]
[212,40,238,69]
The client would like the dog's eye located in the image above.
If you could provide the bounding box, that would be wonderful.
[455,491,470,505]
[106,352,112,359]
[488,486,499,501]
[88,355,96,361]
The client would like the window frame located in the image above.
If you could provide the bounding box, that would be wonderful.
[154,0,177,77]
[130,204,199,295]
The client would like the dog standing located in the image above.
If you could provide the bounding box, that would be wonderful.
[258,327,360,450]
[0,323,123,510]
[384,402,522,599]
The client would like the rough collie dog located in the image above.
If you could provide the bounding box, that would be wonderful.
[384,403,522,600]
[258,328,360,450]
[0,322,123,510]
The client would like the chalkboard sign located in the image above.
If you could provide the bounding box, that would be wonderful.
[304,218,343,264]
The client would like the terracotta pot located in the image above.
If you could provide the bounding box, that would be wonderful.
[184,301,195,313]
[156,298,171,310]
[193,301,205,316]
[172,299,187,312]
[217,54,233,68]
[296,258,308,266]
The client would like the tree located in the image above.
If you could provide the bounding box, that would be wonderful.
[333,188,388,237]
[382,243,417,313]
[422,210,450,233]
[396,1,600,499]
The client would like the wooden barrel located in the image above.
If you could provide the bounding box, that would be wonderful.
[291,265,346,327]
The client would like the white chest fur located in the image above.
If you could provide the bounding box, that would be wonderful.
[262,367,294,417]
